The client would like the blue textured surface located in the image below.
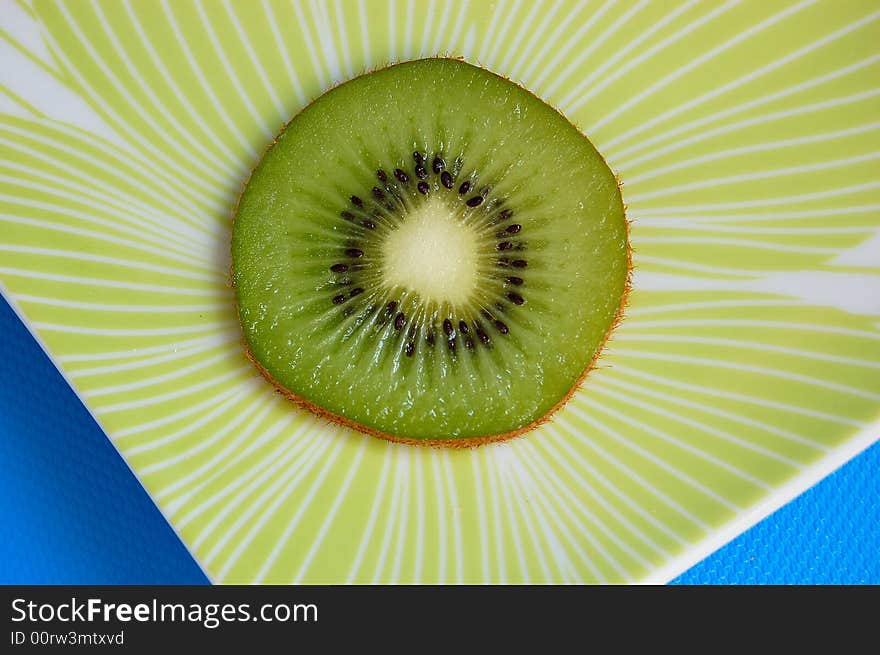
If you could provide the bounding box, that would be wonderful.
[672,438,880,585]
[0,290,877,584]
[0,292,208,585]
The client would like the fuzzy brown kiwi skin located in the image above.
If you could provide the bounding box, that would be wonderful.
[230,56,633,449]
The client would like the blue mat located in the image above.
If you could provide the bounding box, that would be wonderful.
[0,293,207,584]
[0,292,876,584]
[672,440,880,584]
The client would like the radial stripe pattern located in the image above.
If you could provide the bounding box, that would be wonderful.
[1,0,878,583]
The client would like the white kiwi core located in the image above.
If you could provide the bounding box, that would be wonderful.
[380,196,480,306]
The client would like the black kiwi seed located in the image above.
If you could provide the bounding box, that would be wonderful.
[394,312,406,330]
[505,224,522,234]
[394,168,409,183]
[330,263,349,273]
[432,157,445,173]
[341,210,356,221]
[426,328,436,345]
[372,187,385,200]
[332,294,346,304]
[466,196,484,207]
[497,241,513,251]
[458,320,469,334]
[508,292,525,305]
[499,209,513,220]
[405,342,415,357]
[495,320,509,334]
[448,337,456,353]
[350,195,363,207]
[440,171,454,189]
[458,181,471,194]
[413,151,424,163]
[476,325,490,345]
[345,248,364,258]
[349,287,364,298]
[417,181,430,195]
[464,336,474,351]
[361,219,376,230]
[512,259,528,268]
[443,318,454,336]
[385,301,398,315]
[377,169,388,182]
[415,164,428,179]
[506,276,524,286]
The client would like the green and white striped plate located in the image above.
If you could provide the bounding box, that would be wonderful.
[1,0,878,583]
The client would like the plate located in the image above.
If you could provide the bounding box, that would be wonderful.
[1,0,878,583]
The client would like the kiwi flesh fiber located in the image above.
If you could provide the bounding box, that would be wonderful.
[232,58,630,446]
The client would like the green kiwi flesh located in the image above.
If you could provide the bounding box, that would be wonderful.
[232,58,629,445]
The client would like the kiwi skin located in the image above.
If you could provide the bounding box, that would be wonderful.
[230,57,632,449]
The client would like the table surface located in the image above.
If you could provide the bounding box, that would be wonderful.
[0,292,877,585]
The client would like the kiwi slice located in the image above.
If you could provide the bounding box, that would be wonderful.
[232,58,629,446]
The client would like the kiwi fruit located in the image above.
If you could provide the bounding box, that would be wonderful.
[232,58,629,446]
